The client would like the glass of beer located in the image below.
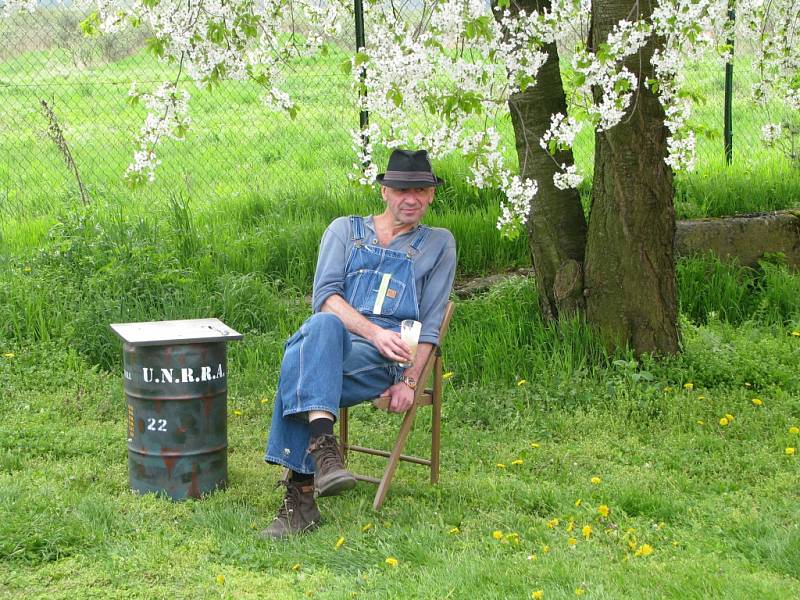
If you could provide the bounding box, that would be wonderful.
[398,320,422,368]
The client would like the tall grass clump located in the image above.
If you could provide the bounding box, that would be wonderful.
[444,276,609,388]
[677,253,800,325]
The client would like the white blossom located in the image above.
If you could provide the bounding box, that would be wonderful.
[553,164,584,190]
[761,123,782,144]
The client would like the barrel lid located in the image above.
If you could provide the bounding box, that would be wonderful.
[110,318,243,346]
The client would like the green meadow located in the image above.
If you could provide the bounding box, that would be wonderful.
[2,13,800,599]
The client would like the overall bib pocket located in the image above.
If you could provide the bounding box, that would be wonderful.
[345,269,407,316]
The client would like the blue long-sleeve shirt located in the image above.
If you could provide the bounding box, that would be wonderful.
[312,216,456,346]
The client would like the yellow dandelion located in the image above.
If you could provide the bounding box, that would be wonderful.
[789,426,799,435]
[233,410,243,416]
[697,395,705,400]
[260,398,269,404]
[215,575,225,585]
[443,371,455,380]
[598,504,610,518]
[575,498,582,507]
[726,413,734,421]
[566,521,574,532]
[567,537,578,546]
[385,557,399,567]
[663,386,672,392]
[492,530,503,540]
[590,476,602,485]
[697,420,704,425]
[1,353,14,358]
[628,539,638,550]
[496,463,507,469]
[361,523,373,533]
[547,518,559,529]
[448,527,460,535]
[751,398,763,406]
[530,442,540,449]
[292,564,301,572]
[791,331,800,337]
[542,545,551,554]
[626,528,636,534]
[532,591,544,600]
[506,532,520,545]
[517,379,528,386]
[719,417,729,426]
[683,382,694,390]
[335,536,345,549]
[786,447,796,456]
[575,588,586,597]
[582,525,592,539]
[657,521,665,530]
[634,544,654,557]
[511,459,524,466]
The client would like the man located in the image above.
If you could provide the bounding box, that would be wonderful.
[261,149,457,538]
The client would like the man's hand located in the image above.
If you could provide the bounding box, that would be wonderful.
[381,380,415,413]
[370,328,412,363]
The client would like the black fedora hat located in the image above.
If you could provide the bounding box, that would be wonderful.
[376,149,444,189]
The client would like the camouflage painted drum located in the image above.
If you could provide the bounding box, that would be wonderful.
[123,341,228,500]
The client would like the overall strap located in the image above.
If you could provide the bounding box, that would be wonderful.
[349,216,366,247]
[407,225,430,257]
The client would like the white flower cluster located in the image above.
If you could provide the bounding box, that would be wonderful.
[553,164,584,191]
[349,123,381,186]
[740,0,800,110]
[350,1,555,235]
[761,123,782,145]
[125,82,191,184]
[0,0,37,16]
[539,112,583,153]
[497,175,537,235]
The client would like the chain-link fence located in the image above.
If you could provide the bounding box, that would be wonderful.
[0,6,361,216]
[0,6,793,216]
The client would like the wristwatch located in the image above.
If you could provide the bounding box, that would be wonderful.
[400,375,417,390]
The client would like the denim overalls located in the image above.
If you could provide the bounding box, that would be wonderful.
[265,217,430,474]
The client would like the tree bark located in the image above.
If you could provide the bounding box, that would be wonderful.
[504,0,588,320]
[583,1,679,354]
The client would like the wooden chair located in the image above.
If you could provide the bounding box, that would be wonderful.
[339,301,455,511]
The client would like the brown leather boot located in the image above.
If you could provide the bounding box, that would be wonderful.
[260,480,321,539]
[308,434,356,498]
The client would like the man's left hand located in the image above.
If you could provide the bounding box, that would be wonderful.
[382,381,415,413]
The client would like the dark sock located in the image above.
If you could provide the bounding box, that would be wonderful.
[289,471,313,484]
[309,417,334,439]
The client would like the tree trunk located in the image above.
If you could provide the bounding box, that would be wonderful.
[583,1,679,354]
[504,0,588,320]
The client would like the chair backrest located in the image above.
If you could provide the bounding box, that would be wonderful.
[414,301,455,393]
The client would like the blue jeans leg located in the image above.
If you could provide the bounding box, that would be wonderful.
[264,313,399,474]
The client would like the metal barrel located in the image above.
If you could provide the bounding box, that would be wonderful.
[123,341,228,500]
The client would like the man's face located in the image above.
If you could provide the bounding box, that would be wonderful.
[381,185,435,225]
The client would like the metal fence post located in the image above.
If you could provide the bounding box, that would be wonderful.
[354,0,370,165]
[724,6,735,165]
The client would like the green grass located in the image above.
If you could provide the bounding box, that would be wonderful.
[1,276,799,599]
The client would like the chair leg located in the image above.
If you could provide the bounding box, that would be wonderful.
[339,407,349,463]
[373,403,418,511]
[431,356,442,484]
